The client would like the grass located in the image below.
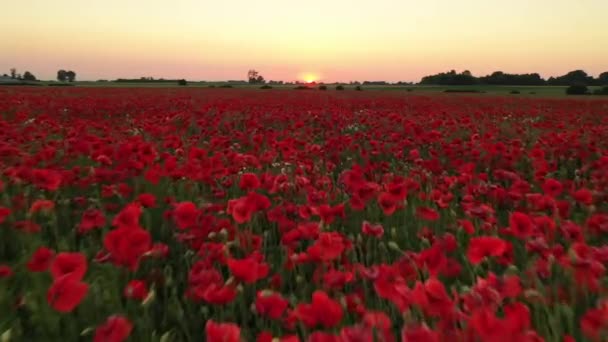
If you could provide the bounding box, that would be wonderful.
[4,81,606,98]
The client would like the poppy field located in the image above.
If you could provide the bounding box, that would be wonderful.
[2,87,608,342]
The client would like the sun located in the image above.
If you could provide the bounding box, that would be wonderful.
[300,72,319,84]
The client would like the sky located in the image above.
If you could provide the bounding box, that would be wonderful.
[1,0,607,82]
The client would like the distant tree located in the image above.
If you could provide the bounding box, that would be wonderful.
[565,84,589,95]
[598,72,608,85]
[336,85,345,90]
[66,70,76,82]
[478,71,545,85]
[10,68,16,79]
[248,70,265,84]
[548,70,593,86]
[420,70,477,85]
[1,74,7,77]
[22,71,37,81]
[177,79,188,86]
[57,69,68,82]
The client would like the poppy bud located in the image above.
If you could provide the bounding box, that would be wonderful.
[387,241,402,253]
[142,289,156,307]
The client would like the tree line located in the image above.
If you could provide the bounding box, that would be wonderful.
[420,69,608,86]
[2,69,77,82]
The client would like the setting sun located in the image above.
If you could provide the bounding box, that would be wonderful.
[300,72,319,83]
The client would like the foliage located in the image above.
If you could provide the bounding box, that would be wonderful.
[565,84,589,95]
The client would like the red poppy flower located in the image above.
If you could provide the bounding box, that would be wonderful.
[377,192,399,216]
[0,265,13,278]
[417,206,440,221]
[78,209,106,234]
[103,226,151,271]
[294,290,343,328]
[239,172,261,190]
[255,290,289,319]
[29,199,55,214]
[508,211,534,238]
[205,320,241,342]
[111,203,142,229]
[27,246,55,272]
[93,315,133,342]
[541,178,562,197]
[0,206,10,224]
[467,236,509,265]
[173,201,199,229]
[124,280,149,301]
[47,275,89,313]
[227,254,270,283]
[137,193,156,208]
[362,221,384,238]
[50,252,87,281]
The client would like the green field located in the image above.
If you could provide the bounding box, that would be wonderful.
[72,82,603,96]
[2,81,605,98]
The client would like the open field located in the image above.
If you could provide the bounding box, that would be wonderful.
[2,87,608,341]
[64,83,608,97]
[3,81,606,98]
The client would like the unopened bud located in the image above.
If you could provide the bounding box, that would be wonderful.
[387,241,402,252]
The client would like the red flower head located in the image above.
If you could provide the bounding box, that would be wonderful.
[93,315,133,342]
[112,203,142,229]
[508,211,534,238]
[255,290,289,319]
[0,265,13,278]
[103,226,151,271]
[124,280,149,301]
[173,201,199,229]
[137,193,156,208]
[0,207,10,224]
[78,209,106,234]
[377,192,399,216]
[227,253,270,283]
[417,206,440,221]
[467,236,509,265]
[50,252,87,281]
[239,172,261,190]
[47,275,88,313]
[542,178,563,198]
[362,221,384,238]
[294,290,343,329]
[205,320,241,342]
[27,246,55,272]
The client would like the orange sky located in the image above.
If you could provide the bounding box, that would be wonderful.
[1,0,607,82]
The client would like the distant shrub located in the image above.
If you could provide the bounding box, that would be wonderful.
[593,86,608,95]
[510,90,520,94]
[443,89,483,93]
[336,85,345,91]
[355,86,363,91]
[47,83,75,87]
[260,85,272,89]
[565,84,589,95]
[294,85,311,90]
[177,79,188,86]
[219,84,233,88]
[318,85,327,90]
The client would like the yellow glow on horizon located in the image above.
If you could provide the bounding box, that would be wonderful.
[1,0,607,81]
[300,72,320,83]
